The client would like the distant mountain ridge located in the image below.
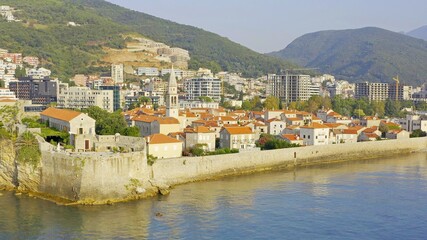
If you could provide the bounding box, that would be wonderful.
[407,25,427,41]
[269,27,427,86]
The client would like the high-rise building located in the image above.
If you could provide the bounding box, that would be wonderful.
[355,82,389,101]
[9,77,58,105]
[184,77,222,102]
[99,85,121,111]
[166,68,179,118]
[267,74,317,103]
[57,86,114,112]
[388,83,413,101]
[111,64,124,83]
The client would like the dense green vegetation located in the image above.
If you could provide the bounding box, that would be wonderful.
[410,129,427,138]
[71,0,297,77]
[285,95,425,118]
[256,134,300,150]
[81,106,140,136]
[269,27,427,86]
[15,132,41,168]
[0,0,295,81]
[0,0,127,81]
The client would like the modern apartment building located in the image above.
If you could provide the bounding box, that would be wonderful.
[184,77,222,102]
[388,83,412,101]
[267,74,317,103]
[9,77,58,105]
[355,82,389,101]
[57,86,114,112]
[137,67,159,76]
[111,64,124,83]
[99,85,121,111]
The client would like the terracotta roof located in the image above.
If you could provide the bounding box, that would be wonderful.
[323,123,345,129]
[283,110,299,114]
[364,133,379,138]
[0,99,16,102]
[168,132,186,138]
[266,118,282,123]
[145,133,182,144]
[281,134,300,141]
[133,115,158,123]
[185,112,197,118]
[40,107,82,122]
[133,115,180,124]
[287,117,303,121]
[222,126,253,135]
[187,126,213,133]
[286,125,300,129]
[157,117,180,124]
[327,111,342,117]
[342,129,358,134]
[300,122,330,129]
[205,121,220,128]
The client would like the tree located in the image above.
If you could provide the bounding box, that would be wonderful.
[241,100,252,110]
[379,124,389,137]
[410,129,427,138]
[263,96,279,110]
[199,96,213,102]
[372,101,385,117]
[14,65,27,78]
[353,109,366,118]
[0,104,22,135]
[251,96,263,111]
[385,99,401,117]
[15,132,41,168]
[82,107,130,136]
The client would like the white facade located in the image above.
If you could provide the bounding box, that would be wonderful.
[184,77,222,102]
[166,68,179,118]
[267,74,319,103]
[58,86,114,112]
[27,68,51,79]
[299,124,330,145]
[111,64,124,83]
[399,115,427,132]
[137,67,159,76]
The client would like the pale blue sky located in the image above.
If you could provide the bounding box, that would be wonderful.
[106,0,427,53]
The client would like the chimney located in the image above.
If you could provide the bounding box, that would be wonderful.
[146,136,150,144]
[176,134,180,140]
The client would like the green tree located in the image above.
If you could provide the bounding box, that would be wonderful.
[0,104,22,135]
[14,65,27,78]
[385,99,401,117]
[263,96,279,110]
[199,96,213,102]
[15,132,41,168]
[410,129,427,138]
[241,100,252,110]
[353,109,366,118]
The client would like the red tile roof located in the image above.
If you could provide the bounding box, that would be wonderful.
[41,107,82,122]
[145,133,182,144]
[300,122,330,129]
[281,134,300,141]
[222,126,253,135]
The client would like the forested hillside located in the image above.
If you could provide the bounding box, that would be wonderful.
[269,27,427,86]
[0,0,294,81]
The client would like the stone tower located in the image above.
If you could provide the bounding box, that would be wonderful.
[166,67,179,118]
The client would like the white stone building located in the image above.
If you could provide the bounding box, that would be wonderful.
[299,123,330,146]
[57,86,114,112]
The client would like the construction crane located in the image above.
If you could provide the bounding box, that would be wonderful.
[393,75,399,101]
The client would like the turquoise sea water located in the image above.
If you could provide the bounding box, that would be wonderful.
[1,152,426,239]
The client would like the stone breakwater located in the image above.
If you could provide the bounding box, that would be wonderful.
[1,137,426,205]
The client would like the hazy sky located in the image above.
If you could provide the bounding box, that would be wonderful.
[106,0,426,53]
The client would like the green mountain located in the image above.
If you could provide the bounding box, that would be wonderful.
[269,27,427,86]
[407,25,427,41]
[0,0,294,81]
